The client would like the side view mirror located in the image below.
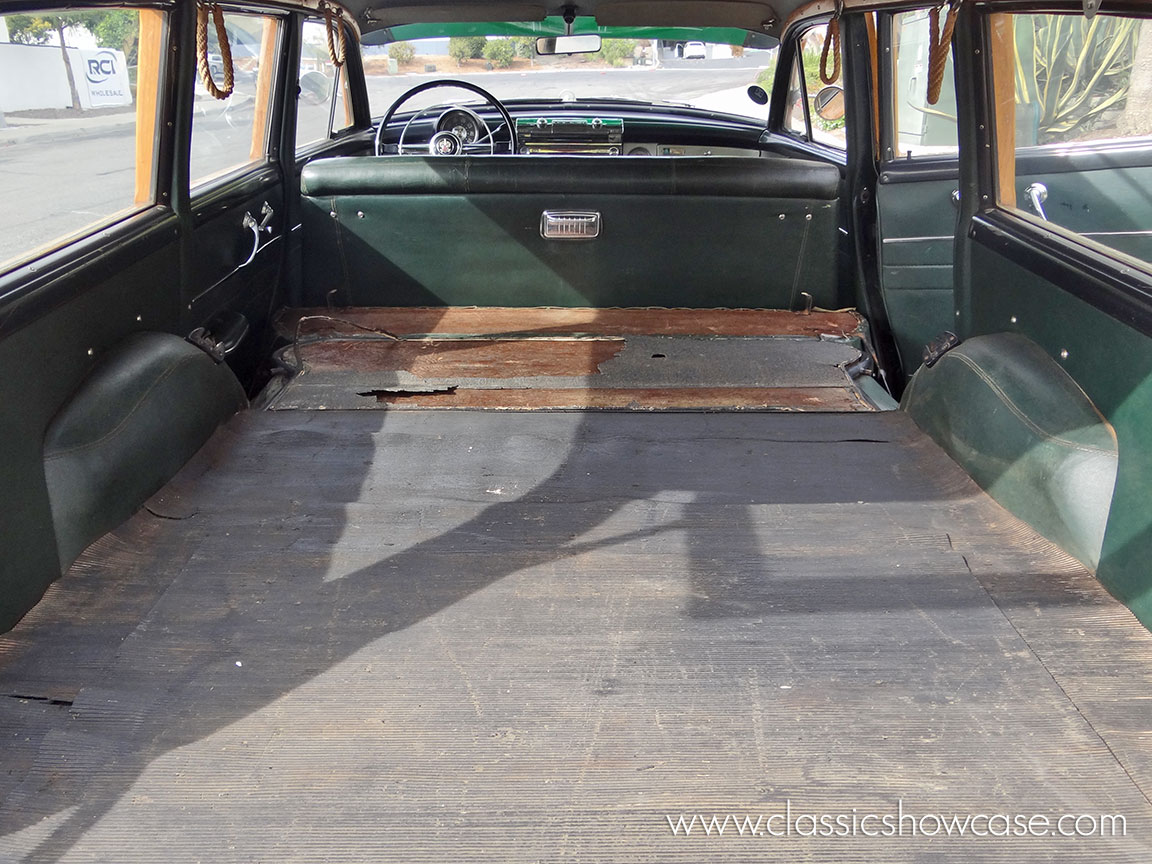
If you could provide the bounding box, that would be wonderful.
[299,70,331,105]
[536,35,603,55]
[813,85,845,121]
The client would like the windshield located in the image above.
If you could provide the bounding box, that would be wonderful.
[365,32,777,123]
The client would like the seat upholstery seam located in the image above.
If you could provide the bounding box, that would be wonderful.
[44,351,210,462]
[943,352,1116,455]
[330,195,352,304]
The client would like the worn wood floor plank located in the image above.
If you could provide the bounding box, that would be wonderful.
[351,385,867,411]
[1,410,1150,862]
[278,306,864,339]
[271,308,869,411]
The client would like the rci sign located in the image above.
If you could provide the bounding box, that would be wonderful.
[68,48,132,108]
[85,51,118,85]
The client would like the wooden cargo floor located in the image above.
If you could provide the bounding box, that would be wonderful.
[266,307,878,411]
[3,410,1152,862]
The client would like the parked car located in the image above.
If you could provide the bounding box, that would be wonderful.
[683,39,706,59]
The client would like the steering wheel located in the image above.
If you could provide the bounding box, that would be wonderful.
[374,79,517,157]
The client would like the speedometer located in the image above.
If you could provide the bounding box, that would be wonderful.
[437,108,484,145]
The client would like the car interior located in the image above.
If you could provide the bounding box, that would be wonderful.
[3,0,1152,858]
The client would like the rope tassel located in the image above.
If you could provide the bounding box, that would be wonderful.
[197,2,235,100]
[820,18,841,85]
[321,2,347,68]
[927,0,961,105]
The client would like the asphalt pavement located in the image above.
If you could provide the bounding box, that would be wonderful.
[365,60,769,113]
[0,98,259,270]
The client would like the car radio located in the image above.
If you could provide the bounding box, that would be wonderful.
[516,117,624,155]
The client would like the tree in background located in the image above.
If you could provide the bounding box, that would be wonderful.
[511,36,535,59]
[7,12,94,109]
[482,38,515,69]
[92,10,140,66]
[600,39,637,67]
[448,36,487,66]
[6,10,139,110]
[389,41,415,65]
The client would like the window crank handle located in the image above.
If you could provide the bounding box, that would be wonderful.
[1025,182,1048,221]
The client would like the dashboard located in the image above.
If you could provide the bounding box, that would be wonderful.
[622,143,760,157]
[510,116,758,158]
[517,117,624,155]
[379,96,768,159]
[437,108,488,145]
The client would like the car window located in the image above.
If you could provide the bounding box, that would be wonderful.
[296,17,352,153]
[784,45,810,138]
[0,8,166,274]
[992,11,1152,266]
[890,9,959,159]
[190,11,281,188]
[783,24,846,150]
[1006,13,1151,150]
[365,36,779,124]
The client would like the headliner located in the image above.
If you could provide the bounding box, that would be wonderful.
[335,0,813,42]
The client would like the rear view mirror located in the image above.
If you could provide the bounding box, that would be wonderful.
[813,85,845,121]
[536,35,603,55]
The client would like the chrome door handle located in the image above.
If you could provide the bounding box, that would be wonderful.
[239,202,275,268]
[258,201,275,232]
[243,201,274,234]
[1025,182,1048,221]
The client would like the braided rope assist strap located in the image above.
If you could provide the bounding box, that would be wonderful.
[321,2,347,68]
[819,17,841,85]
[197,2,234,100]
[927,0,961,105]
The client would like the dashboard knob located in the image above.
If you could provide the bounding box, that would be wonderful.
[536,118,547,129]
[591,118,602,128]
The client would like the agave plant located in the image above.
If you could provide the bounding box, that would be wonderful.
[1013,14,1140,144]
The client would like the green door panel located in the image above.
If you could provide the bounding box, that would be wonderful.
[187,175,288,391]
[881,284,953,371]
[0,236,182,632]
[876,176,958,374]
[877,161,1152,386]
[1011,163,1152,265]
[967,244,1152,629]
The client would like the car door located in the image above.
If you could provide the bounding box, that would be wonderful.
[182,4,293,390]
[953,3,1152,622]
[0,4,184,627]
[760,18,860,321]
[0,0,368,629]
[873,8,962,389]
[764,14,911,389]
[875,6,1152,388]
[284,13,372,309]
